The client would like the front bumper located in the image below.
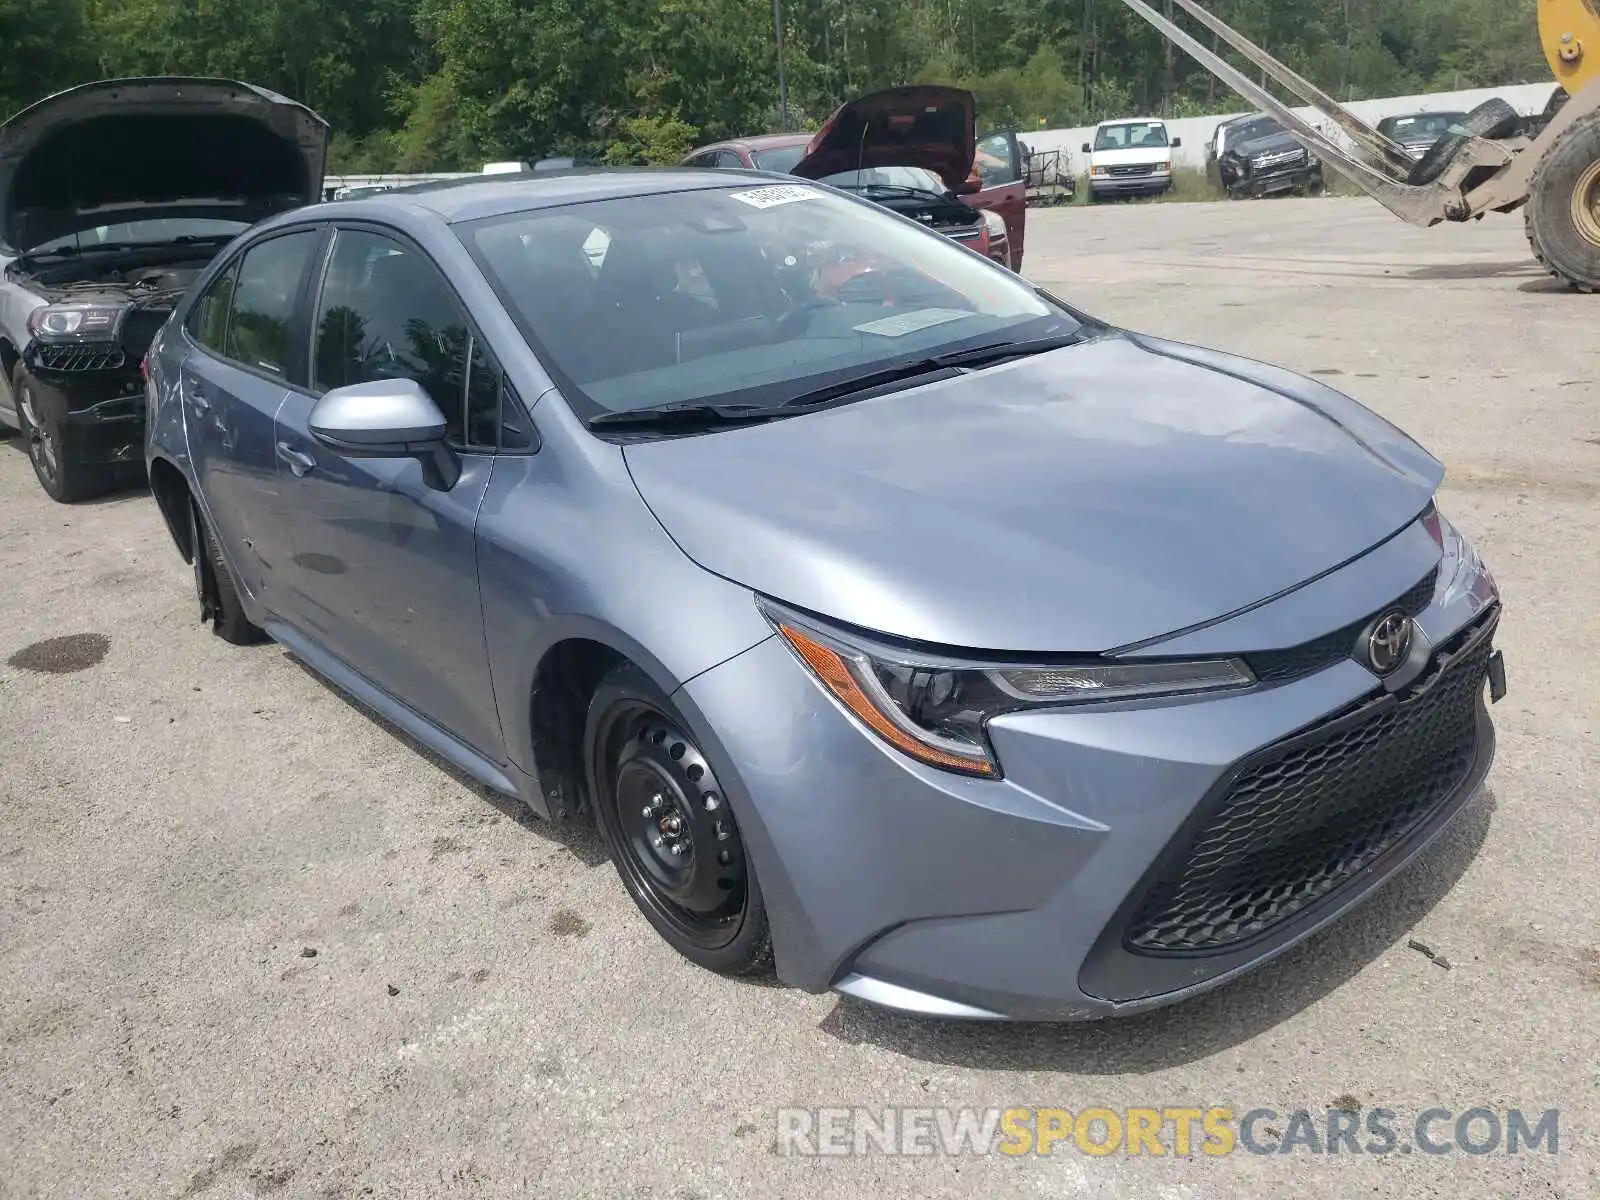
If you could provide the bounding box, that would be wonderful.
[1090,173,1172,196]
[1235,162,1322,197]
[677,520,1502,1021]
[22,346,146,464]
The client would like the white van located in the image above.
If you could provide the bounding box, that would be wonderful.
[1082,118,1180,200]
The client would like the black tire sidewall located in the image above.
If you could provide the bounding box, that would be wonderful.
[583,663,771,974]
[191,500,266,644]
[1527,114,1600,292]
[12,367,75,502]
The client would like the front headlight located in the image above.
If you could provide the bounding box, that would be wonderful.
[1090,164,1108,176]
[979,209,1007,239]
[763,603,1255,778]
[28,303,121,340]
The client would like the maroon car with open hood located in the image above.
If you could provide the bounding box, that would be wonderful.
[685,86,1028,271]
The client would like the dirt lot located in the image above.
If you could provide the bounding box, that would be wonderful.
[2,197,1596,1199]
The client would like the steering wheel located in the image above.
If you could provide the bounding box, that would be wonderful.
[775,295,842,337]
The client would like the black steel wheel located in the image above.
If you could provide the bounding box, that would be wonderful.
[585,663,772,974]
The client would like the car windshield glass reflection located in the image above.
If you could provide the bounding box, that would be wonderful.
[464,185,1079,420]
[1094,123,1170,151]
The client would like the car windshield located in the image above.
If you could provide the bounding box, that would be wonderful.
[1094,122,1169,151]
[815,165,948,195]
[31,217,247,254]
[464,183,1080,421]
[1230,118,1281,145]
[1379,113,1468,138]
[752,145,807,173]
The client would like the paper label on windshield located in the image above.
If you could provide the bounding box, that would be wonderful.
[728,185,822,209]
[853,308,972,338]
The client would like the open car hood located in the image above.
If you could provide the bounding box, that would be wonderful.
[790,86,976,192]
[0,77,328,253]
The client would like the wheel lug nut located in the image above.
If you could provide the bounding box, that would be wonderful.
[652,835,663,848]
[702,793,720,811]
[670,841,687,856]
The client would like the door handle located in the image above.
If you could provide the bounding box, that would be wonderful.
[277,442,316,477]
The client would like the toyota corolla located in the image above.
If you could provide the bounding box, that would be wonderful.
[143,169,1507,1021]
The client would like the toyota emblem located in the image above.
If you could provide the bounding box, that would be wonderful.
[1365,611,1414,676]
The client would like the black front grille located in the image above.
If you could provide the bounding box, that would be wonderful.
[1109,163,1156,177]
[34,344,126,373]
[1247,566,1438,684]
[1126,610,1495,955]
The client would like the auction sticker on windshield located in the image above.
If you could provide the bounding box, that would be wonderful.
[854,309,974,338]
[728,185,823,209]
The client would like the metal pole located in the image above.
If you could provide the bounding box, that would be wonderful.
[773,0,789,129]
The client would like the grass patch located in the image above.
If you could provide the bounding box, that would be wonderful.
[1059,165,1352,207]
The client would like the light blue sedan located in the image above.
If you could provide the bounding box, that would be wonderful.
[144,169,1507,1020]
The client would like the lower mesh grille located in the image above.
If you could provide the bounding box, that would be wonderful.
[1126,611,1495,955]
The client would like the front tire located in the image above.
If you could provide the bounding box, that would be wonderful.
[584,663,772,975]
[1525,110,1600,293]
[11,365,116,503]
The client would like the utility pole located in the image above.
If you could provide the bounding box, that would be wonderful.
[773,0,790,130]
[1163,0,1175,117]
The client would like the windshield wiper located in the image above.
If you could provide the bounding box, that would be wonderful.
[588,401,777,431]
[591,332,1089,431]
[852,183,949,203]
[776,331,1089,411]
[928,331,1088,369]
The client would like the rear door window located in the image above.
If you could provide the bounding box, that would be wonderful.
[223,231,321,382]
[187,262,239,353]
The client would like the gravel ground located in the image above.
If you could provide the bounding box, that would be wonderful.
[1,197,1596,1199]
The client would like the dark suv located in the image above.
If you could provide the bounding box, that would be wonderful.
[1210,113,1323,199]
[0,78,326,501]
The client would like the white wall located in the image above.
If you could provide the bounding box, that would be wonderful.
[1018,82,1563,171]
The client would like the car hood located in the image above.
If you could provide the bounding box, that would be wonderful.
[791,86,976,192]
[0,77,328,253]
[1233,129,1303,158]
[623,333,1443,653]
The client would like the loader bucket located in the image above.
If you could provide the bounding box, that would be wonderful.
[1117,0,1516,226]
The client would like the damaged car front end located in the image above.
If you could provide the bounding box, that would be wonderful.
[0,77,326,501]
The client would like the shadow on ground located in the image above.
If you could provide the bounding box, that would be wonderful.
[283,651,609,868]
[1406,260,1546,282]
[817,789,1495,1073]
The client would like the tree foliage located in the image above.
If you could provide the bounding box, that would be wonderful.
[3,0,1555,171]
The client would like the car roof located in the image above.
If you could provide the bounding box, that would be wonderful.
[697,132,813,154]
[1098,117,1166,127]
[311,168,783,225]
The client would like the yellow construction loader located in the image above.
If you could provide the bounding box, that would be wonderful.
[1121,0,1600,291]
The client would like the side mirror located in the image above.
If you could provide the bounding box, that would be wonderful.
[308,377,460,489]
[1081,142,1092,154]
[1171,136,1183,148]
